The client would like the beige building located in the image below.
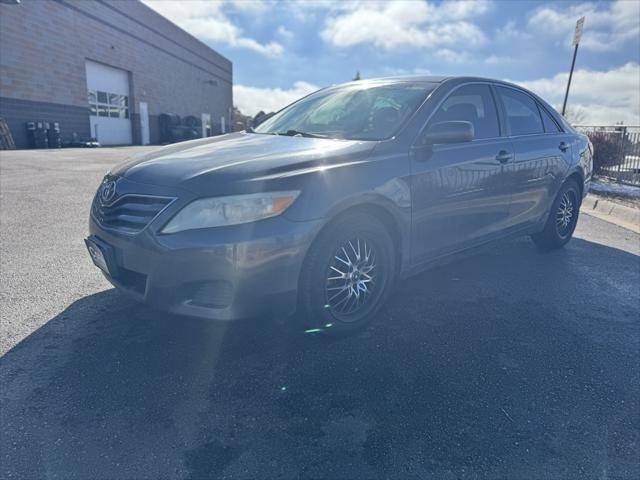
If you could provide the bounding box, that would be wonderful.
[0,0,232,147]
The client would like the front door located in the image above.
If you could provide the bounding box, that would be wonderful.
[411,83,515,263]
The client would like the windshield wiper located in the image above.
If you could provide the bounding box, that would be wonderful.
[276,129,327,139]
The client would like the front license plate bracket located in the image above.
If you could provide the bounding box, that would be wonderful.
[85,236,118,277]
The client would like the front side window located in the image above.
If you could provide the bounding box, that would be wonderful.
[428,84,500,139]
[254,82,436,141]
[497,86,544,136]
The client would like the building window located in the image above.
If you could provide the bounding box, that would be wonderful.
[88,90,129,119]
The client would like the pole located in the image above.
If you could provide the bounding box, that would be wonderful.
[561,43,579,116]
[562,16,584,116]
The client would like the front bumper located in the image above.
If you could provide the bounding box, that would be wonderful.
[88,211,322,321]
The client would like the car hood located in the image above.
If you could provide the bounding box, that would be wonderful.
[112,132,376,195]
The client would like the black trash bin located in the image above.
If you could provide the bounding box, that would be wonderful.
[41,122,51,148]
[26,121,36,148]
[159,113,181,143]
[47,122,62,148]
[26,121,49,148]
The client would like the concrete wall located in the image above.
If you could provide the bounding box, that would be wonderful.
[0,0,232,148]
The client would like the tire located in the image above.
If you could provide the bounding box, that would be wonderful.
[298,212,396,335]
[531,178,581,251]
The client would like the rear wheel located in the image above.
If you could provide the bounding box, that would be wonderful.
[531,179,581,250]
[298,213,396,335]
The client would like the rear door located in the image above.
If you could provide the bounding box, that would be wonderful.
[494,86,573,227]
[410,83,515,263]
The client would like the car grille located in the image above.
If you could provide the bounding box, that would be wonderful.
[92,194,174,234]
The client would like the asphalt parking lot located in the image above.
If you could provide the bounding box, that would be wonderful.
[1,147,639,479]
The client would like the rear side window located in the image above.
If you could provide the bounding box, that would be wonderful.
[539,105,561,133]
[429,84,500,139]
[497,86,544,136]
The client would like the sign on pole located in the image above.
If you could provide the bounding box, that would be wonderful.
[563,17,585,116]
[573,16,585,46]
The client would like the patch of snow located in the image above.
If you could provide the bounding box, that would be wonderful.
[590,180,640,198]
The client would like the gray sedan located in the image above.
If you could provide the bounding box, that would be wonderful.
[86,76,593,334]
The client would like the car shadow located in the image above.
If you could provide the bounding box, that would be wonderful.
[1,236,639,479]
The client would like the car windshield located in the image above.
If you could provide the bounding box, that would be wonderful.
[253,82,436,141]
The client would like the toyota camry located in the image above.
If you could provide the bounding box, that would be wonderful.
[86,76,593,334]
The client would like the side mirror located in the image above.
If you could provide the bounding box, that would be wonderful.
[423,121,474,145]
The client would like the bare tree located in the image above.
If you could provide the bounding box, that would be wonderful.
[562,105,588,125]
[232,106,252,132]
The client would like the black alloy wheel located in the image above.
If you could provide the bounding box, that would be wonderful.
[298,213,395,335]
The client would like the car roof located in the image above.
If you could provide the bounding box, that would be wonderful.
[359,75,522,88]
[365,75,450,83]
[361,75,568,129]
[342,74,542,101]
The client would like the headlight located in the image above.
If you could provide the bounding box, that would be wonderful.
[161,191,300,233]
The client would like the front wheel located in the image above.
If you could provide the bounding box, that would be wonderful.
[531,179,581,250]
[298,213,396,335]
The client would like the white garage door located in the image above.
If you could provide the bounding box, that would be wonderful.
[85,60,132,145]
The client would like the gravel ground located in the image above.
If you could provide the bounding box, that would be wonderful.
[1,147,639,479]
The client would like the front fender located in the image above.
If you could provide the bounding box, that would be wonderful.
[282,148,411,221]
[281,149,412,270]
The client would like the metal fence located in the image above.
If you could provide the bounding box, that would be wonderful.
[574,126,640,185]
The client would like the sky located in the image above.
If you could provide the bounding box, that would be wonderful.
[143,0,640,125]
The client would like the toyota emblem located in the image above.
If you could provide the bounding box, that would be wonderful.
[100,180,117,203]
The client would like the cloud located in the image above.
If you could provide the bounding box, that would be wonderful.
[513,62,640,125]
[321,0,490,50]
[527,0,640,51]
[142,0,283,57]
[233,81,320,116]
[484,55,516,65]
[495,20,532,41]
[378,67,433,77]
[434,49,469,64]
[276,25,294,40]
[227,0,269,14]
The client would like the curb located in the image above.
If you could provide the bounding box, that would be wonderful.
[581,194,640,234]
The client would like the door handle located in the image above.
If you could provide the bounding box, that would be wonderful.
[559,142,569,152]
[495,150,513,164]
